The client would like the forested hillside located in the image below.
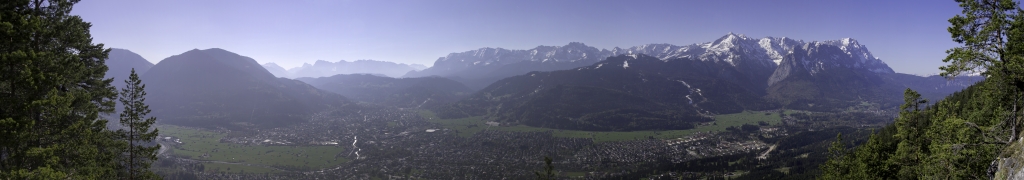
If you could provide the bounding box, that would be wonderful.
[0,1,162,179]
[821,0,1024,179]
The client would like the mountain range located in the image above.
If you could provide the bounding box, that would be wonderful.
[403,42,612,89]
[102,48,156,128]
[141,48,355,128]
[435,54,772,131]
[263,60,426,78]
[99,33,981,131]
[298,74,472,109]
[105,48,155,88]
[403,33,896,91]
[434,33,982,130]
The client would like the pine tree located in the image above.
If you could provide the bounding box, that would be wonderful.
[822,1,1024,178]
[0,0,122,178]
[890,89,929,178]
[818,133,848,179]
[943,0,1024,146]
[535,156,555,180]
[118,68,160,180]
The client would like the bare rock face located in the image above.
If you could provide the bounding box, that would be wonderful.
[994,138,1024,180]
[409,33,894,91]
[767,47,811,87]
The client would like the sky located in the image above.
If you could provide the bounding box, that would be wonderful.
[72,0,962,76]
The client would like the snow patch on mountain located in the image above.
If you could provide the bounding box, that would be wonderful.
[614,33,895,75]
[412,33,898,81]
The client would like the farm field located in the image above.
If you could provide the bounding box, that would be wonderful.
[159,125,349,172]
[419,110,790,142]
[200,162,281,174]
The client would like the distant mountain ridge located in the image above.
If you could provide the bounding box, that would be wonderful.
[102,48,156,128]
[298,74,472,109]
[144,48,354,128]
[262,62,289,78]
[264,60,426,78]
[436,35,982,130]
[617,33,892,74]
[405,33,897,90]
[404,42,613,89]
[105,48,154,82]
[436,54,773,131]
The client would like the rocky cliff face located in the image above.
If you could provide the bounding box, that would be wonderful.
[993,138,1024,179]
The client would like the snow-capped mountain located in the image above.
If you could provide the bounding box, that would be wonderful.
[613,33,892,75]
[816,38,894,74]
[408,33,899,90]
[429,42,610,68]
[758,37,804,65]
[766,39,896,87]
[404,42,612,89]
[262,63,289,77]
[765,44,904,110]
[265,60,425,78]
[614,33,776,68]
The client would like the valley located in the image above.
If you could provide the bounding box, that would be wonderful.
[153,103,890,179]
[5,1,1006,180]
[121,33,974,178]
[131,34,972,179]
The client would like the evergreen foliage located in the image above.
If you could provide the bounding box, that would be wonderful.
[821,0,1024,178]
[535,156,555,180]
[0,0,159,179]
[118,68,160,179]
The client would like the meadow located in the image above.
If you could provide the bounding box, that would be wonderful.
[199,162,281,174]
[419,110,789,142]
[158,125,349,172]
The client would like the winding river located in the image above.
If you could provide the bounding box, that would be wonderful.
[352,136,361,159]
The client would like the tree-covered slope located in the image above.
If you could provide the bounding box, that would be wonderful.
[822,1,1024,178]
[820,81,1003,179]
[436,54,775,131]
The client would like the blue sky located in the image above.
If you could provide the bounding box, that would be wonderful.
[73,0,961,75]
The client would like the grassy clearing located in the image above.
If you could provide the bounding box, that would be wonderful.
[565,171,587,177]
[202,162,280,174]
[159,125,348,171]
[775,167,792,174]
[419,110,788,142]
[704,110,785,131]
[728,170,748,178]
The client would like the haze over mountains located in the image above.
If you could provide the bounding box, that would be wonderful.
[263,59,426,78]
[297,74,473,109]
[100,33,981,131]
[137,48,356,128]
[105,48,154,88]
[404,42,613,89]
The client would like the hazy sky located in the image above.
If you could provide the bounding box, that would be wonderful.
[73,0,961,75]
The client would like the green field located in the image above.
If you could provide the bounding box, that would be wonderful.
[201,162,280,174]
[420,110,788,142]
[565,171,587,178]
[159,125,349,171]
